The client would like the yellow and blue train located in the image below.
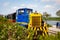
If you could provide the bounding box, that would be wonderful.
[6,8,48,36]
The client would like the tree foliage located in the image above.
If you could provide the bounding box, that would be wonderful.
[43,12,51,18]
[56,10,60,17]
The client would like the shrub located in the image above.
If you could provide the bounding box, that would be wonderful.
[0,17,60,40]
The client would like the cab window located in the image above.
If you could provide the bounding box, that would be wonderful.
[27,10,32,14]
[18,10,24,14]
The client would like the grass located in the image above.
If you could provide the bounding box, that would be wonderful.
[47,17,60,21]
[47,24,52,27]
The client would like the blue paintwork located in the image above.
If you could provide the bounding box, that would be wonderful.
[16,8,33,24]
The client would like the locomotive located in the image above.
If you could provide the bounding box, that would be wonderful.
[6,8,48,37]
[28,11,48,37]
[6,8,33,27]
[16,8,33,27]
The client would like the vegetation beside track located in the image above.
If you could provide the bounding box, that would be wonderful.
[0,16,60,40]
[47,17,60,21]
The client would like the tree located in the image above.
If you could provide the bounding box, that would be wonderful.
[56,10,60,17]
[43,12,51,22]
[43,12,51,18]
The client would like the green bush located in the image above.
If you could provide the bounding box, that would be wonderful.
[47,24,52,27]
[0,17,60,40]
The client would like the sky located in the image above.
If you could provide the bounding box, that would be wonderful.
[0,0,60,17]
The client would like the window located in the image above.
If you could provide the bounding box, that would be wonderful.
[18,10,24,14]
[27,10,32,14]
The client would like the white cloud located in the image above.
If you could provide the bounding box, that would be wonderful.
[55,0,60,4]
[11,4,38,10]
[15,4,38,11]
[0,13,3,15]
[41,0,60,4]
[44,5,55,9]
[43,5,56,12]
[41,0,50,2]
[9,6,19,13]
[34,0,38,1]
[7,4,38,14]
[3,2,10,7]
[20,4,38,8]
[12,6,19,10]
[27,4,38,8]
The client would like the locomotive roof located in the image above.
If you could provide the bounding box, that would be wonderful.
[18,8,33,10]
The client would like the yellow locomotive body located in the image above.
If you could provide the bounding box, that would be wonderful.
[28,12,48,37]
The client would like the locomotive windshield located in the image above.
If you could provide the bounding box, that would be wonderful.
[18,10,24,14]
[27,9,32,14]
[17,8,33,15]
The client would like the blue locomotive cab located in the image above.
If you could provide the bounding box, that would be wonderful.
[16,8,33,27]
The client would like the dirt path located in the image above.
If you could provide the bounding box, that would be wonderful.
[48,25,60,35]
